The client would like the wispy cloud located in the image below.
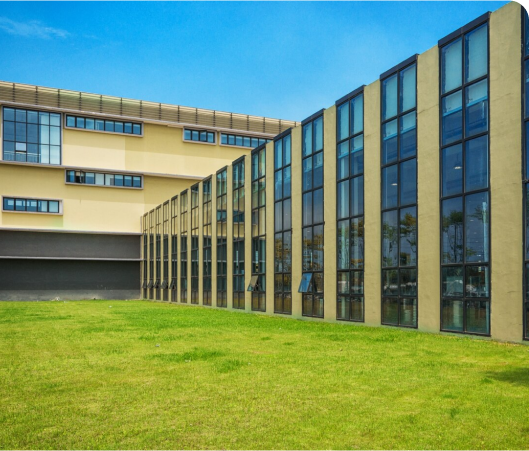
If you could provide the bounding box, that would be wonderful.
[0,17,70,39]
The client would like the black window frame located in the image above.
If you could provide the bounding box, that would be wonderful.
[232,157,246,310]
[180,190,189,303]
[190,183,200,304]
[65,114,142,136]
[216,168,228,307]
[203,177,213,306]
[170,195,178,301]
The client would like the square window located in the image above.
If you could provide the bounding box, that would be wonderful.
[85,118,95,130]
[124,123,133,134]
[48,201,59,213]
[133,124,141,135]
[66,116,75,127]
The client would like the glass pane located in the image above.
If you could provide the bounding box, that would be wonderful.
[350,217,364,269]
[382,119,398,165]
[303,122,312,156]
[465,24,488,83]
[400,64,416,112]
[303,192,312,227]
[466,265,489,298]
[382,210,399,267]
[313,152,323,188]
[465,136,488,192]
[284,135,291,166]
[283,167,291,198]
[298,273,313,293]
[313,225,324,271]
[351,136,364,176]
[383,270,399,296]
[314,116,323,152]
[400,206,417,266]
[302,228,312,271]
[337,220,350,270]
[465,79,488,137]
[274,202,282,232]
[337,296,350,320]
[442,144,463,197]
[274,139,282,170]
[526,60,529,119]
[382,164,398,210]
[442,90,463,146]
[442,267,464,297]
[442,197,464,264]
[382,298,399,325]
[465,191,489,263]
[351,94,363,135]
[400,269,417,296]
[283,198,291,230]
[466,300,490,334]
[274,171,282,201]
[442,38,462,94]
[283,231,292,271]
[400,112,416,159]
[337,180,349,220]
[400,159,416,206]
[351,175,363,217]
[337,102,349,141]
[351,272,363,295]
[400,298,417,327]
[302,157,312,191]
[337,141,349,180]
[383,74,398,120]
[313,189,323,224]
[442,299,464,331]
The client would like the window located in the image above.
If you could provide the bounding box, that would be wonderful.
[191,184,199,304]
[180,191,188,303]
[381,60,418,328]
[184,129,216,144]
[170,196,178,302]
[220,133,271,148]
[142,213,148,296]
[217,169,228,307]
[440,22,489,335]
[3,107,61,164]
[65,170,142,188]
[154,206,162,299]
[274,133,292,315]
[249,145,266,311]
[203,178,212,306]
[336,89,364,322]
[2,197,61,214]
[65,115,142,135]
[301,114,324,318]
[233,158,246,310]
[162,201,169,298]
[148,210,155,292]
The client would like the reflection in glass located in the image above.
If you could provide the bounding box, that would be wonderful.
[465,266,489,298]
[442,38,462,94]
[442,267,464,297]
[400,159,416,206]
[465,136,488,192]
[382,210,398,267]
[442,144,463,197]
[383,119,398,164]
[382,165,398,209]
[465,80,488,137]
[399,207,417,266]
[442,197,464,264]
[442,91,463,146]
[465,24,488,83]
[465,192,489,263]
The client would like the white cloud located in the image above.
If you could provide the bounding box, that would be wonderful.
[0,17,70,39]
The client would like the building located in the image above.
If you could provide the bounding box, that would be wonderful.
[1,2,527,343]
[0,80,298,300]
[140,2,529,343]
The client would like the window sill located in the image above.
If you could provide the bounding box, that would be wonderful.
[2,210,62,216]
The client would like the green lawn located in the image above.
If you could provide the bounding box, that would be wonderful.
[1,300,529,450]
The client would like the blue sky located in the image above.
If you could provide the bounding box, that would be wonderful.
[0,1,508,121]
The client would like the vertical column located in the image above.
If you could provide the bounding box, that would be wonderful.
[198,182,204,305]
[490,2,523,341]
[417,47,441,332]
[266,140,275,315]
[187,192,192,303]
[211,176,217,307]
[363,81,382,325]
[244,154,252,313]
[291,126,303,318]
[227,166,234,309]
[324,106,337,321]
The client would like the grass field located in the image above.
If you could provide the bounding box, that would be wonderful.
[1,300,529,450]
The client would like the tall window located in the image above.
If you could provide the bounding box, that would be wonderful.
[381,60,418,328]
[336,90,364,322]
[148,210,154,297]
[180,191,188,303]
[2,107,61,164]
[217,169,228,307]
[522,8,529,340]
[440,22,489,335]
[162,201,169,300]
[170,195,178,302]
[274,133,292,315]
[191,184,199,304]
[248,146,266,311]
[300,114,324,318]
[233,158,246,310]
[155,205,162,300]
[142,213,148,298]
[203,178,212,306]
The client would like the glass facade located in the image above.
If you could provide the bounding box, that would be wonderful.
[66,115,141,135]
[203,178,212,306]
[274,133,292,315]
[221,133,270,148]
[66,170,142,188]
[148,210,154,297]
[233,158,246,310]
[301,114,324,318]
[336,91,365,322]
[155,206,161,300]
[440,22,490,335]
[3,107,61,164]
[217,169,228,307]
[142,213,148,298]
[162,201,169,300]
[191,184,199,304]
[3,197,60,214]
[380,61,418,328]
[180,191,188,303]
[170,196,178,302]
[249,146,266,311]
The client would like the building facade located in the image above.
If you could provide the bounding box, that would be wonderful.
[142,2,529,343]
[0,81,296,300]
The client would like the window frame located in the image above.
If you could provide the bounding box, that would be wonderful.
[64,114,143,137]
[216,168,228,307]
[232,156,246,310]
[2,196,63,215]
[183,128,217,145]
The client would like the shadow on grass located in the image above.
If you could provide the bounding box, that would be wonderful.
[485,367,529,386]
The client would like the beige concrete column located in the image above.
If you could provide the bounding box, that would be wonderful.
[291,126,303,318]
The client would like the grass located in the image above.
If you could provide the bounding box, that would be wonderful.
[1,300,529,450]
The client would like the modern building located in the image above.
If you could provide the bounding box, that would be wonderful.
[0,80,297,300]
[1,1,528,344]
[140,1,529,343]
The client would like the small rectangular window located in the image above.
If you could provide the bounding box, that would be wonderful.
[85,118,95,130]
[124,123,133,134]
[114,122,124,133]
[298,273,313,293]
[247,275,259,291]
[3,198,14,211]
[66,116,75,127]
